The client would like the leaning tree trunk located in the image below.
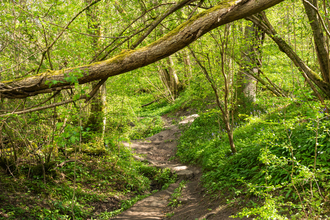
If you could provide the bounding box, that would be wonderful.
[303,0,330,83]
[0,0,287,101]
[247,13,330,98]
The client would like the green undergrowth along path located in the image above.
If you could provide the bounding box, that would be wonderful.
[0,135,176,220]
[0,83,184,220]
[176,97,330,219]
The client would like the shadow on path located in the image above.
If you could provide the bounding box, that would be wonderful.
[113,114,251,220]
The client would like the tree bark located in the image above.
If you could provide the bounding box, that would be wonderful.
[84,0,107,133]
[238,21,264,103]
[189,47,237,154]
[159,56,180,100]
[0,0,285,99]
[303,0,330,83]
[183,49,193,80]
[247,13,330,98]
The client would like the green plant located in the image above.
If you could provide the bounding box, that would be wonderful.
[167,180,187,207]
[166,212,175,217]
[176,98,330,218]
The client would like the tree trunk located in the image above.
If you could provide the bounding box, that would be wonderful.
[0,0,286,100]
[183,49,193,81]
[303,0,330,83]
[247,13,330,98]
[85,0,107,133]
[159,65,175,101]
[238,22,264,104]
[158,56,180,101]
[168,56,179,98]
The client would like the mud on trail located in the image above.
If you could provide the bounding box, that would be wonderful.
[113,115,251,220]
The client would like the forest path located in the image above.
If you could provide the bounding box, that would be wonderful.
[113,114,251,220]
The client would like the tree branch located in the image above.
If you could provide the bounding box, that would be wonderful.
[130,0,196,49]
[1,0,102,76]
[303,0,330,38]
[91,3,174,63]
[247,14,330,98]
[0,0,285,99]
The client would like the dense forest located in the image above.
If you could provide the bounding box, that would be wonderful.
[0,0,330,219]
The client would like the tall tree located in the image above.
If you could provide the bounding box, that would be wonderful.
[303,0,330,83]
[237,20,264,104]
[84,0,107,133]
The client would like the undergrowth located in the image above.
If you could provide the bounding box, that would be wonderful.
[0,109,177,219]
[0,142,176,219]
[176,97,330,219]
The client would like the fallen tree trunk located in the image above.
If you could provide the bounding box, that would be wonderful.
[0,0,284,99]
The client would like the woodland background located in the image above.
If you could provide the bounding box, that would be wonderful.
[0,0,330,219]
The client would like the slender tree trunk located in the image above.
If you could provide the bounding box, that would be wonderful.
[182,49,193,83]
[189,44,237,154]
[158,56,180,101]
[85,0,107,133]
[303,0,330,83]
[156,18,180,100]
[238,19,264,104]
[168,56,180,99]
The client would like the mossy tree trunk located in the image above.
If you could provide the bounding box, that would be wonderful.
[237,19,264,105]
[159,56,180,101]
[247,13,330,98]
[84,0,107,134]
[303,0,330,83]
[0,0,286,100]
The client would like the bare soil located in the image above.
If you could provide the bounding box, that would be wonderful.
[113,114,252,220]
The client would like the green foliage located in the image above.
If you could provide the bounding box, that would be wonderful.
[0,130,177,219]
[177,109,231,169]
[233,195,289,220]
[129,116,164,140]
[1,1,330,219]
[176,98,330,218]
[138,166,177,190]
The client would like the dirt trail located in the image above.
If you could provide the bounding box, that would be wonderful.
[113,115,251,220]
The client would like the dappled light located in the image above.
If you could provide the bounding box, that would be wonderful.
[0,0,330,219]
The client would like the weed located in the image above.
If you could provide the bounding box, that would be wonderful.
[168,180,187,207]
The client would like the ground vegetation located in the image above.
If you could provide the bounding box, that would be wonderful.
[0,0,330,219]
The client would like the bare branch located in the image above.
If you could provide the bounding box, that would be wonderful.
[0,97,85,117]
[91,3,175,62]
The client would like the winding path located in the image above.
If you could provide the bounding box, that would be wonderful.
[113,114,251,220]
